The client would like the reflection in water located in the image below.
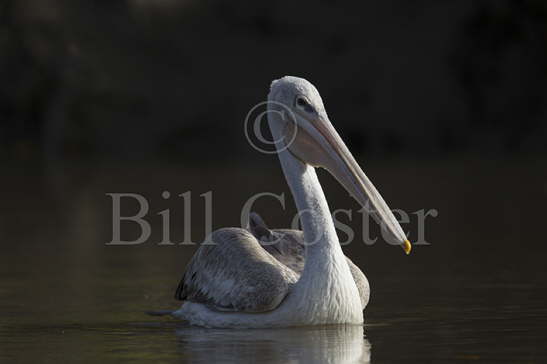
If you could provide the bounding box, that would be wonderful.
[175,324,370,364]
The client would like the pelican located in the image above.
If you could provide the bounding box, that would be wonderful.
[171,76,411,328]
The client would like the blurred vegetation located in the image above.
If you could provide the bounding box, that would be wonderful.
[455,0,547,152]
[1,0,546,162]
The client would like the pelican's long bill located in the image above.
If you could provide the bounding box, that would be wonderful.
[284,111,411,255]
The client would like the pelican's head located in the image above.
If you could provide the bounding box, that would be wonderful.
[267,76,411,254]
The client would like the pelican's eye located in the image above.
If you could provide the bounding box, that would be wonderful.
[295,96,314,113]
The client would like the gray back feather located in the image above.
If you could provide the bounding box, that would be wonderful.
[175,228,298,312]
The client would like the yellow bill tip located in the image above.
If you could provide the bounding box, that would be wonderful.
[403,239,412,255]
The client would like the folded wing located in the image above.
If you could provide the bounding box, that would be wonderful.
[175,228,298,312]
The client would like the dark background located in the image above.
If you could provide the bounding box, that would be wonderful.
[2,0,547,161]
[1,1,547,362]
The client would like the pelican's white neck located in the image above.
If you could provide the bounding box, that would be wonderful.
[270,123,363,322]
[278,148,343,260]
[268,121,342,260]
[269,120,362,323]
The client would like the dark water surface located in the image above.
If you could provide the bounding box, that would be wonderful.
[1,157,546,363]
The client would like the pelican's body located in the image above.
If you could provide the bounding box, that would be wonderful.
[174,218,367,328]
[171,77,410,328]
